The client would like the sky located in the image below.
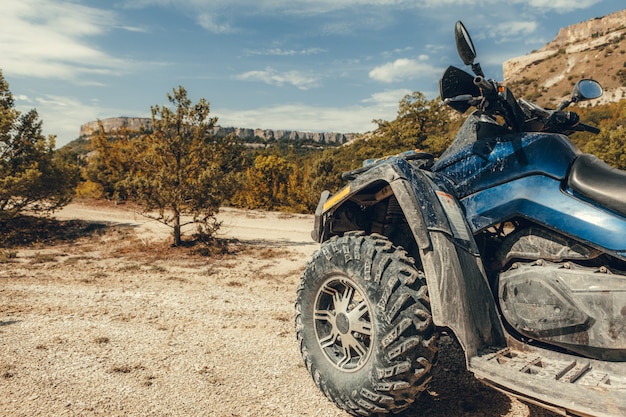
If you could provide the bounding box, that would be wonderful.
[1,0,624,147]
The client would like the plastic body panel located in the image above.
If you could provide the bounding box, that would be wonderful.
[461,175,626,258]
[433,126,626,259]
[434,130,579,198]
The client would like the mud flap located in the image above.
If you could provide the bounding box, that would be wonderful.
[421,232,505,358]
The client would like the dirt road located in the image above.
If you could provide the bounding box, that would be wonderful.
[0,202,557,416]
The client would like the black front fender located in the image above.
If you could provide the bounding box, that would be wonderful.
[313,157,505,357]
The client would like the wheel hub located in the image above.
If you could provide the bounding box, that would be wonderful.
[314,276,373,372]
[336,313,350,334]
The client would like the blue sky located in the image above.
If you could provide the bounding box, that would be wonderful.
[1,0,624,147]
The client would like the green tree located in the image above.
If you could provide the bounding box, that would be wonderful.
[582,127,626,169]
[84,123,136,200]
[123,86,241,246]
[0,70,78,219]
[302,149,347,205]
[232,154,293,210]
[372,91,452,156]
[296,92,454,208]
[285,158,317,212]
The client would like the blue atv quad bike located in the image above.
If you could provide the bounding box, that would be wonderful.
[295,21,625,417]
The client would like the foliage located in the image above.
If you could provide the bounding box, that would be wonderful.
[75,180,105,199]
[229,91,455,213]
[583,127,626,168]
[287,92,455,208]
[571,100,626,169]
[119,86,243,246]
[85,124,138,200]
[232,154,291,210]
[0,70,79,219]
[372,91,453,156]
[231,152,318,212]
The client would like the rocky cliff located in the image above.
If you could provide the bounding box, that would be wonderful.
[503,9,626,106]
[210,126,355,144]
[79,117,153,137]
[79,117,355,145]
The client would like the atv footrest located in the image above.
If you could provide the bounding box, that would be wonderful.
[469,347,626,417]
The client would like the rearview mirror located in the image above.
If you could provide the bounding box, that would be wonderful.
[572,79,603,101]
[455,21,484,77]
[455,21,476,66]
[556,79,603,111]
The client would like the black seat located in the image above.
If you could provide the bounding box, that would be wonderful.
[568,154,626,217]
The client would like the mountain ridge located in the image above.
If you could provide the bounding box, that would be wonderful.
[503,9,626,107]
[78,117,355,145]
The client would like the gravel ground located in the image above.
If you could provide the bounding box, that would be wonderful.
[0,202,560,417]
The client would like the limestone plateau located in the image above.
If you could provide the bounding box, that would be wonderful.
[79,117,356,145]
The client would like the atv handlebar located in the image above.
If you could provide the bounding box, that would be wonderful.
[443,94,482,108]
[509,97,601,135]
[575,122,601,134]
[542,110,601,135]
[473,76,494,92]
[442,73,601,136]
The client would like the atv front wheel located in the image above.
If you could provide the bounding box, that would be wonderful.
[295,232,437,416]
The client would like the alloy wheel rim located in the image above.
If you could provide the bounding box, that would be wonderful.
[313,276,373,372]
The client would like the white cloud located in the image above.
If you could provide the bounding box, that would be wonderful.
[122,0,417,16]
[361,89,412,107]
[489,20,538,43]
[14,94,93,143]
[119,0,604,38]
[235,68,320,90]
[197,13,237,34]
[118,0,411,35]
[417,0,601,12]
[0,0,129,81]
[244,47,326,56]
[369,57,441,83]
[215,104,378,133]
[525,0,602,11]
[214,89,415,134]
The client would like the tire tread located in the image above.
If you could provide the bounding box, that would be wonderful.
[295,233,438,416]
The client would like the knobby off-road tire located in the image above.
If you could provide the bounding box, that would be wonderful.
[295,232,438,416]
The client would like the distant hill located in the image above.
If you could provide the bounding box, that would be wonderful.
[503,9,626,107]
[79,117,152,137]
[78,117,356,145]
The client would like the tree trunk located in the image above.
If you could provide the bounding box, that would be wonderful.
[173,211,181,246]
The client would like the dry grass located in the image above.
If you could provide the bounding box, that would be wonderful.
[0,250,17,263]
[109,364,145,374]
[0,215,275,269]
[28,253,59,264]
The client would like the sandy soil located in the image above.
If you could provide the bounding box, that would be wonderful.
[0,201,559,417]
